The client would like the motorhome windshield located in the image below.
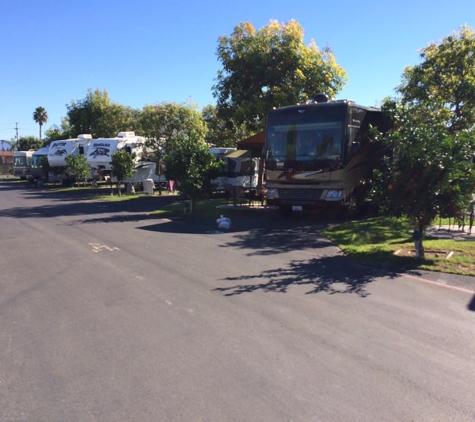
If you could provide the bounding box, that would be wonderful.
[14,156,27,166]
[266,106,346,162]
[31,155,45,168]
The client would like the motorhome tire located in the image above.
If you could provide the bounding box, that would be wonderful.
[280,205,293,218]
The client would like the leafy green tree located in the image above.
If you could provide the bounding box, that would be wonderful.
[163,134,223,211]
[65,154,90,187]
[14,136,42,151]
[371,26,475,257]
[43,118,72,146]
[139,101,207,156]
[33,106,48,140]
[370,99,475,257]
[66,88,138,138]
[110,149,136,196]
[213,19,347,133]
[398,25,475,133]
[202,104,249,147]
[98,103,139,138]
[43,126,67,146]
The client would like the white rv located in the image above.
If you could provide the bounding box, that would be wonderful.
[123,156,167,185]
[86,132,142,179]
[13,150,34,179]
[47,134,92,168]
[210,147,259,191]
[86,131,165,185]
[29,146,50,180]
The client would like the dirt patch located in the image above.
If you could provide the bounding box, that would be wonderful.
[394,248,454,259]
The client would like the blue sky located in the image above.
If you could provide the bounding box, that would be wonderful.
[1,0,474,141]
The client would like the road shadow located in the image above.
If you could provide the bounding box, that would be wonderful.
[467,295,475,312]
[2,180,428,299]
[214,255,398,297]
[140,213,402,297]
[0,180,177,222]
[138,211,337,251]
[217,224,332,256]
[0,197,176,221]
[0,179,29,191]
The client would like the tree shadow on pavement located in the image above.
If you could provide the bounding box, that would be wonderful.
[217,224,332,256]
[0,192,176,222]
[139,212,333,252]
[214,255,399,297]
[467,295,475,312]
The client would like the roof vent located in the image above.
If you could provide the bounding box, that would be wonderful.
[312,93,329,103]
[117,131,135,138]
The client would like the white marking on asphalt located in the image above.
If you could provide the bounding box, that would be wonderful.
[89,243,120,253]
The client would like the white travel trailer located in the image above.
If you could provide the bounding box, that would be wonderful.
[86,131,166,185]
[210,147,259,191]
[87,132,142,179]
[47,134,92,168]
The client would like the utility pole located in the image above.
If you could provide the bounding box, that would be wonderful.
[15,123,19,145]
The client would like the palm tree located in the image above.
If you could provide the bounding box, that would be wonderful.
[33,106,48,140]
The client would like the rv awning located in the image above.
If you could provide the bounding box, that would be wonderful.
[226,149,252,158]
[237,131,265,152]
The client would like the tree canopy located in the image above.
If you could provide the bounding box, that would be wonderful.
[370,26,475,257]
[14,136,42,151]
[371,108,475,257]
[213,20,347,133]
[398,25,475,133]
[43,118,71,146]
[139,101,207,155]
[202,104,248,148]
[66,88,137,138]
[373,99,475,213]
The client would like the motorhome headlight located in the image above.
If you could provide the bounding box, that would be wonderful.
[326,189,343,199]
[266,189,276,199]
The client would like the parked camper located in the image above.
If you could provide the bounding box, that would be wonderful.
[29,146,50,181]
[123,156,167,185]
[264,94,388,216]
[210,147,259,191]
[86,131,166,185]
[13,150,34,179]
[87,132,143,180]
[47,134,92,168]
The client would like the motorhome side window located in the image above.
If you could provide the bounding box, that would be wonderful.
[345,126,358,159]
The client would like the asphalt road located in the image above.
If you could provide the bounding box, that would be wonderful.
[1,180,475,422]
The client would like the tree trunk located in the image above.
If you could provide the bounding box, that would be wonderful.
[417,222,425,258]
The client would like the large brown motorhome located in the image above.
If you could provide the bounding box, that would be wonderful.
[264,94,388,216]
